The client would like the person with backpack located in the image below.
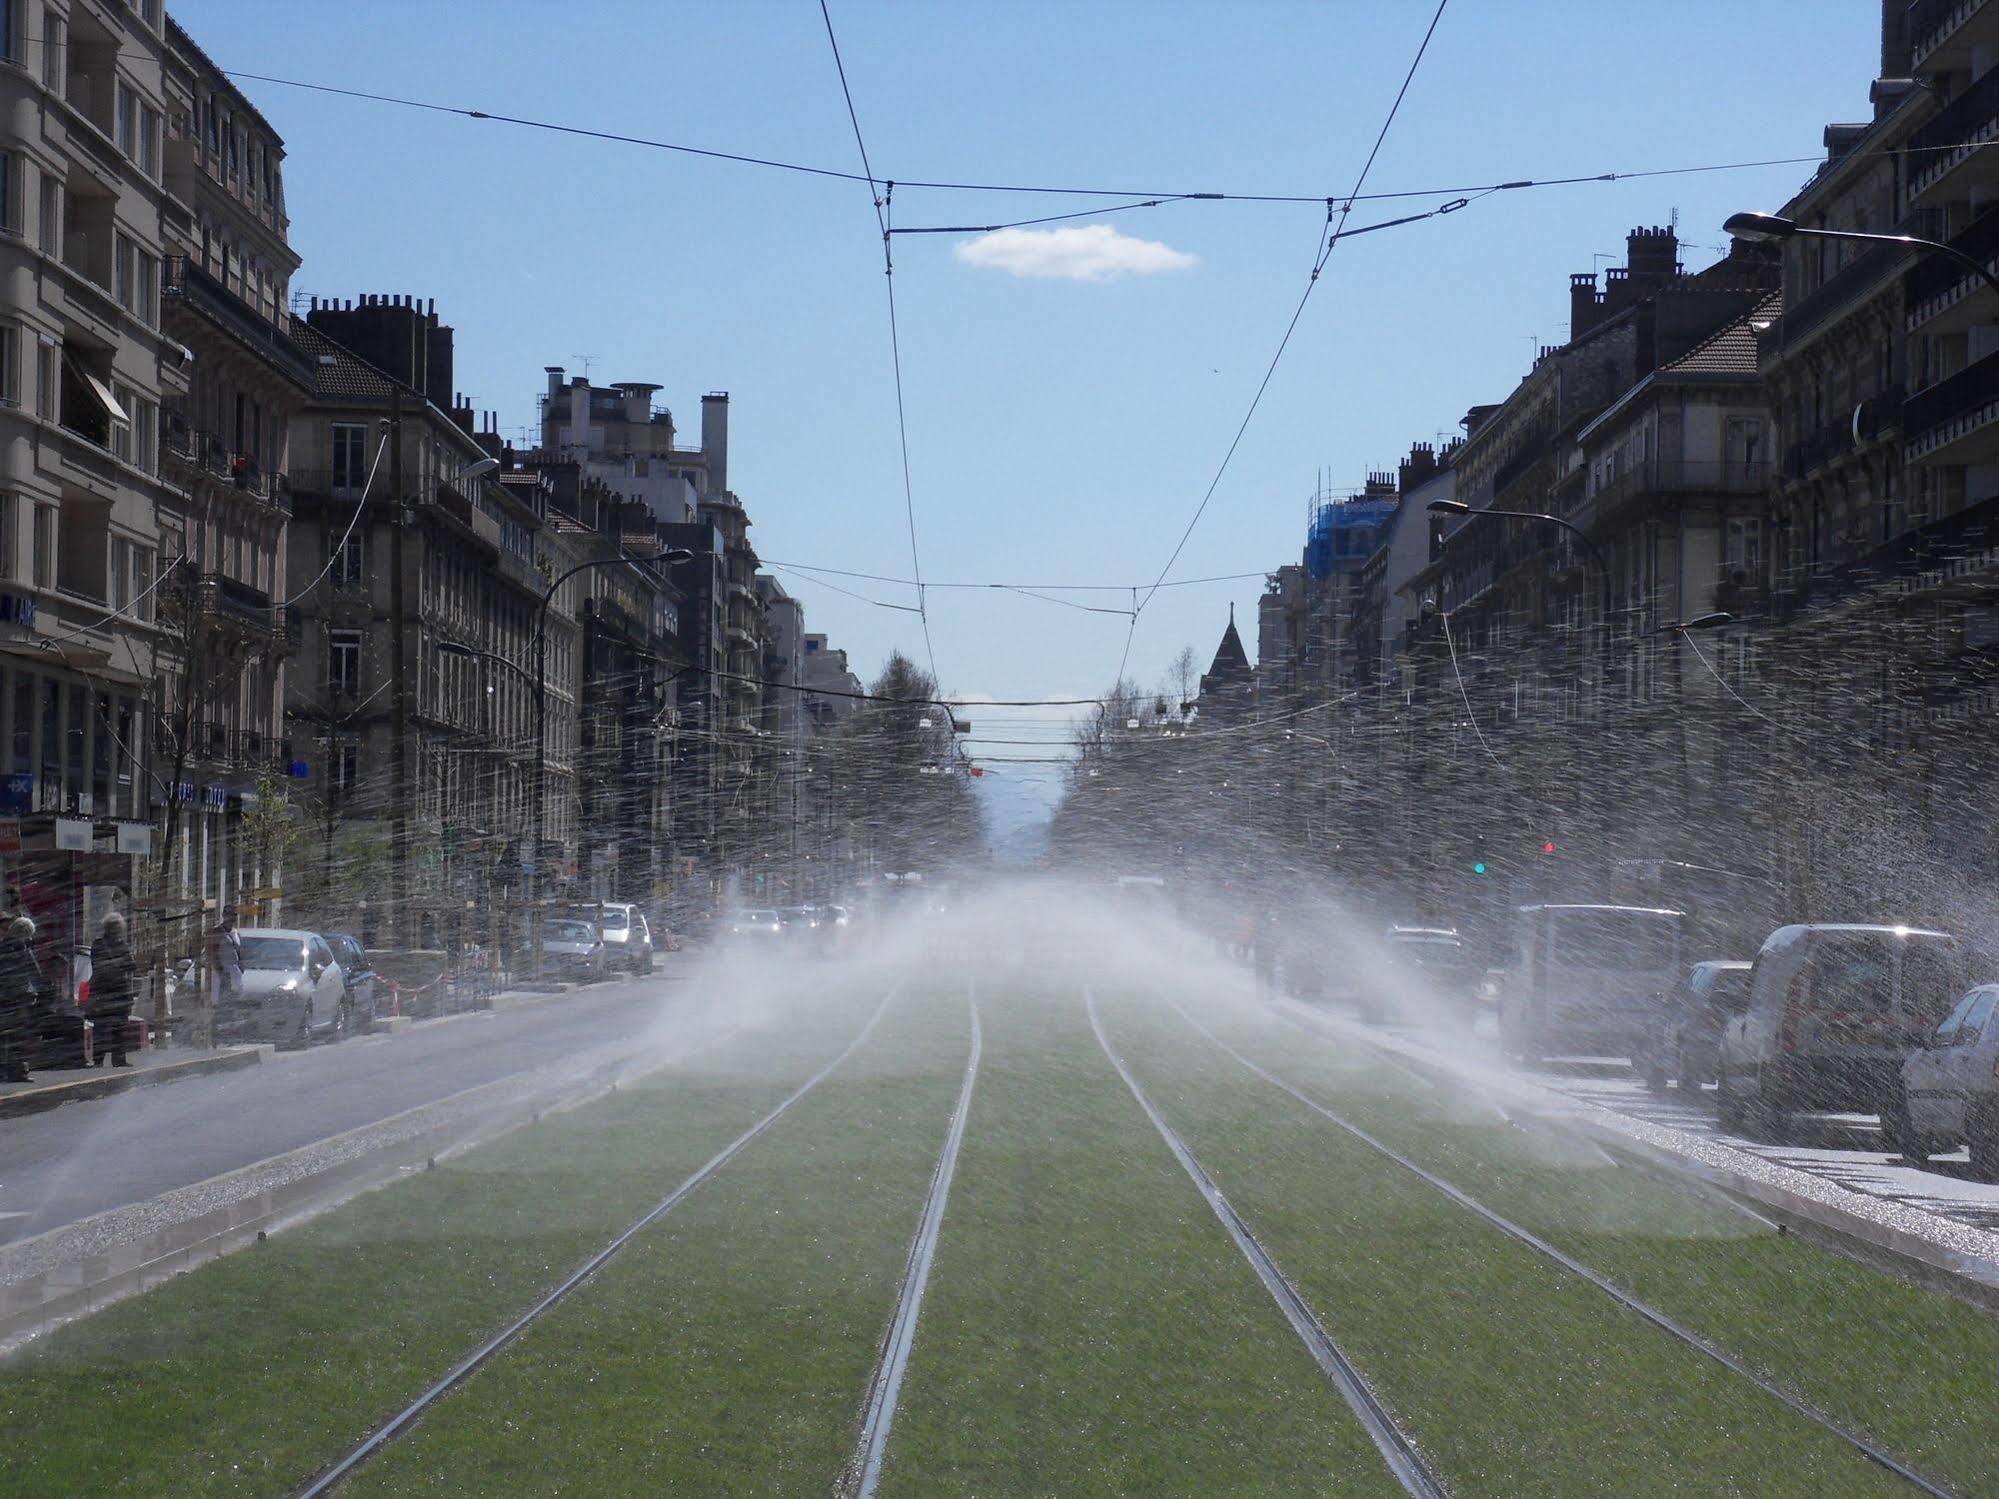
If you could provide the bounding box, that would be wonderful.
[87,911,136,1068]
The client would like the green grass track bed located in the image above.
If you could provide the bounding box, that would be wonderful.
[0,987,885,1498]
[876,987,1405,1498]
[343,988,976,1496]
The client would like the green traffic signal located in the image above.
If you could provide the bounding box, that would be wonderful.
[1472,861,1487,875]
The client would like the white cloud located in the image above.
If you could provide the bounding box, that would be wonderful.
[953,223,1198,282]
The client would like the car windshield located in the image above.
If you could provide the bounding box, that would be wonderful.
[33,11,1999,1495]
[236,937,307,972]
[1550,910,1680,972]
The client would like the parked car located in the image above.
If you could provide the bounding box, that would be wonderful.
[215,929,349,1048]
[1498,904,1686,1063]
[1631,959,1751,1093]
[1717,923,1962,1135]
[1894,984,1999,1175]
[569,903,654,975]
[542,919,607,981]
[323,933,378,1032]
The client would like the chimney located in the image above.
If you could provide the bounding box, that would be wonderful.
[1881,0,1911,80]
[1626,224,1679,286]
[1570,271,1603,341]
[701,392,730,495]
[1398,441,1438,494]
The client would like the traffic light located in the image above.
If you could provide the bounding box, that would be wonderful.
[1541,839,1558,855]
[1470,834,1488,875]
[1472,860,1488,875]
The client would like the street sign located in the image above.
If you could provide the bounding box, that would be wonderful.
[54,817,90,851]
[250,885,283,900]
[0,818,20,854]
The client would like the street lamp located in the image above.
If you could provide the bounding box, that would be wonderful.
[453,456,500,483]
[1723,211,1999,301]
[1427,498,1613,625]
[526,547,695,977]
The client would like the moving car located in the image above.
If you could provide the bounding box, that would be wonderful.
[215,929,349,1048]
[725,908,785,940]
[570,903,654,975]
[542,919,607,981]
[1716,923,1962,1134]
[1631,959,1751,1093]
[1498,904,1686,1063]
[323,932,379,1032]
[1380,925,1481,1018]
[1894,984,1999,1176]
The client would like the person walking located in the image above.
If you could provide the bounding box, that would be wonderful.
[206,914,241,1049]
[87,911,136,1068]
[0,915,43,1082]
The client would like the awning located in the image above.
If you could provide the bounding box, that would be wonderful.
[64,353,127,423]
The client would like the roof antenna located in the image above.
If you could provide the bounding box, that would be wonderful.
[569,352,596,380]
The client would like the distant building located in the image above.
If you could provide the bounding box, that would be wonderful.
[1196,604,1254,723]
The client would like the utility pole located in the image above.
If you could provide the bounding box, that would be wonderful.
[388,389,409,949]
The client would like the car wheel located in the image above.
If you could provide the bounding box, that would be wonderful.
[1968,1108,1999,1181]
[1673,1043,1701,1094]
[1879,1089,1924,1160]
[289,1002,313,1051]
[331,1001,351,1045]
[1641,1050,1670,1093]
[1715,1051,1747,1130]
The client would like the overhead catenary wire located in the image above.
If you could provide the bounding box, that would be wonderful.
[818,0,940,693]
[1115,0,1451,691]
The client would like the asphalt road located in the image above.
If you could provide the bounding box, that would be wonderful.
[0,972,681,1248]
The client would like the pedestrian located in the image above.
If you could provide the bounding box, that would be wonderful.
[207,914,241,1048]
[87,911,135,1068]
[0,915,43,1082]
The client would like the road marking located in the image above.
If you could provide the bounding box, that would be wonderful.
[846,983,981,1498]
[295,987,899,1499]
[1085,988,1444,1499]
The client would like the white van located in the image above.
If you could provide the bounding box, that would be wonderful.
[1498,904,1685,1063]
[1716,923,1961,1132]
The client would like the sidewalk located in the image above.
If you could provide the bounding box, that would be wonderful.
[0,1046,262,1119]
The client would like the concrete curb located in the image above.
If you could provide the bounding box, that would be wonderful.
[0,1047,262,1120]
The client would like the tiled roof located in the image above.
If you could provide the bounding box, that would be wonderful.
[1660,291,1782,378]
[288,318,399,403]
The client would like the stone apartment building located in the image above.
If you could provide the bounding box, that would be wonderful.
[154,16,310,925]
[0,1,175,962]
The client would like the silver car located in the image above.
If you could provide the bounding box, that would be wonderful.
[215,929,349,1048]
[542,919,607,981]
[1896,984,1999,1177]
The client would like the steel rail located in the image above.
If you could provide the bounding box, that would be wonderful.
[1083,988,1446,1499]
[294,988,899,1498]
[1176,996,1956,1499]
[845,984,983,1498]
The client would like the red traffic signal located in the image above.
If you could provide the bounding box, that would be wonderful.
[1540,839,1558,855]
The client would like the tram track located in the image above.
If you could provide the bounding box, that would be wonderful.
[292,986,898,1499]
[844,984,983,1498]
[1084,987,1447,1499]
[1175,994,1957,1498]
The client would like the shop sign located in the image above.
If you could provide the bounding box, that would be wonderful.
[0,775,29,813]
[54,817,91,851]
[0,818,19,854]
[0,593,37,630]
[115,823,152,856]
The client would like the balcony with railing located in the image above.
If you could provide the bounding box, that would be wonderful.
[197,572,275,635]
[1909,60,1999,200]
[1760,240,1909,356]
[1905,347,1999,461]
[286,467,374,504]
[161,256,317,389]
[1906,200,1999,332]
[1910,0,1999,71]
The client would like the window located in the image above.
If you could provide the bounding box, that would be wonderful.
[0,151,12,236]
[131,546,152,621]
[113,233,134,312]
[331,528,364,586]
[136,247,156,323]
[31,504,51,588]
[328,629,361,696]
[116,82,136,159]
[108,536,128,610]
[36,168,54,254]
[10,671,28,776]
[224,114,237,176]
[31,337,50,421]
[0,323,15,408]
[139,106,159,178]
[333,741,359,795]
[132,396,154,473]
[331,422,368,493]
[41,10,61,91]
[108,381,134,463]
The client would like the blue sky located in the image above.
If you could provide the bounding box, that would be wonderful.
[182,0,1877,811]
